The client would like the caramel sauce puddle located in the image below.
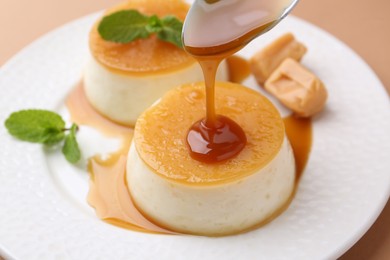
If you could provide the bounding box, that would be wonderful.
[66,84,174,234]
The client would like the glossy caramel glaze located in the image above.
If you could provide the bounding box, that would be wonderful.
[187,115,247,163]
[135,82,284,185]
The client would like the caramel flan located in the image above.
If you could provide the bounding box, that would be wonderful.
[84,0,229,125]
[126,82,295,236]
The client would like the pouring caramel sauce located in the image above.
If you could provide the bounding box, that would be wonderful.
[183,0,298,163]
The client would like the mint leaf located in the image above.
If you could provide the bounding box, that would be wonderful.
[146,15,163,33]
[5,109,81,164]
[43,128,66,145]
[98,10,150,43]
[62,124,81,164]
[158,16,183,48]
[97,9,184,48]
[5,109,65,144]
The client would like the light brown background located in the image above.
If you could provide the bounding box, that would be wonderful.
[0,0,389,259]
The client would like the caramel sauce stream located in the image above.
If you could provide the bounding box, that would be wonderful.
[183,20,277,164]
[185,55,247,163]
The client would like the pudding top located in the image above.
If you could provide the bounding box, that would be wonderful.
[89,0,194,75]
[134,82,285,185]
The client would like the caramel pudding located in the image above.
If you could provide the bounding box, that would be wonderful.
[126,82,295,236]
[66,82,312,235]
[84,0,229,126]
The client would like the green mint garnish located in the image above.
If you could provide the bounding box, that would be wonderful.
[5,110,65,144]
[5,109,81,164]
[62,124,81,164]
[98,10,183,48]
[146,15,163,33]
[98,10,151,43]
[158,16,184,48]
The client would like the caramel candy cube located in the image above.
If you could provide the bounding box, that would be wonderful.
[265,58,328,117]
[250,33,307,85]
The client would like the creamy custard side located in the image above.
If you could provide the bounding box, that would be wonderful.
[84,57,228,125]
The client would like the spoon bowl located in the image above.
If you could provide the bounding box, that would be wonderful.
[183,0,300,57]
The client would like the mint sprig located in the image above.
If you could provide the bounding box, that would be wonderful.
[5,110,81,164]
[98,10,183,48]
[5,109,65,144]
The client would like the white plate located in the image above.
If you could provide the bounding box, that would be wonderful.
[1,10,390,260]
